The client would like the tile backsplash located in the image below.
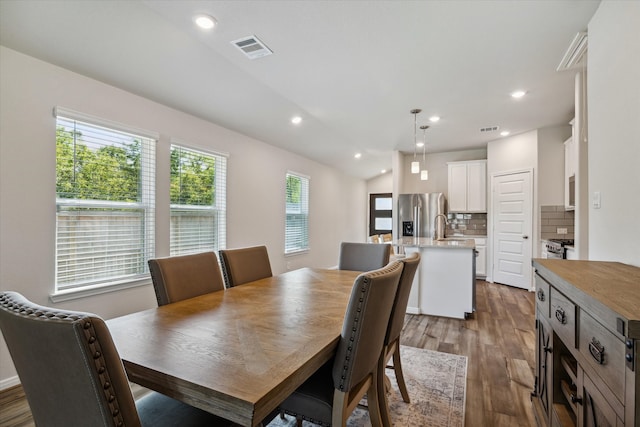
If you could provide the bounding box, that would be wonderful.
[445,213,487,236]
[540,205,575,240]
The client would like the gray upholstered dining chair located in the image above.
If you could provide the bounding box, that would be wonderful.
[0,291,232,427]
[278,261,404,427]
[148,251,225,306]
[218,245,273,288]
[378,252,421,427]
[337,241,392,271]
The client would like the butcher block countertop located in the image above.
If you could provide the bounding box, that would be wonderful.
[533,259,640,339]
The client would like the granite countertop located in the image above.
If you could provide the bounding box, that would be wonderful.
[395,237,475,249]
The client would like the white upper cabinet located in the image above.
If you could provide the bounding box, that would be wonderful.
[447,160,487,212]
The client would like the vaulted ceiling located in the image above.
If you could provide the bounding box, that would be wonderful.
[0,0,600,179]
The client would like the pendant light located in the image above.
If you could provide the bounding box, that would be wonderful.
[410,109,422,174]
[420,125,429,180]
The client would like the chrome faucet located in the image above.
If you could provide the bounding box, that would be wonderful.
[434,214,449,241]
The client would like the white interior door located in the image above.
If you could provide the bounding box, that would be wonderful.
[492,171,533,289]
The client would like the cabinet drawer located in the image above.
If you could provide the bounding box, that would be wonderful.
[550,288,576,349]
[535,274,550,318]
[578,311,626,404]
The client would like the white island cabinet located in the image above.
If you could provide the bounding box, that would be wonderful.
[398,237,476,319]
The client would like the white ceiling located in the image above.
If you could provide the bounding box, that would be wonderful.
[0,0,600,179]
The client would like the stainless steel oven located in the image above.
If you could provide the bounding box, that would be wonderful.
[545,239,574,259]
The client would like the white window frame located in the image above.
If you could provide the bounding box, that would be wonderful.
[51,107,157,302]
[285,171,310,255]
[169,142,227,256]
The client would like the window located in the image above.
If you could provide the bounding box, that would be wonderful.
[285,172,309,254]
[170,144,227,256]
[369,193,392,236]
[55,108,156,292]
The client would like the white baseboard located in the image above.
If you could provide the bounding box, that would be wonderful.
[0,375,20,391]
[406,307,420,315]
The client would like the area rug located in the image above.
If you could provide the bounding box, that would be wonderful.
[267,345,467,427]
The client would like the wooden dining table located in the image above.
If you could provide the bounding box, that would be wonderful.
[107,267,361,427]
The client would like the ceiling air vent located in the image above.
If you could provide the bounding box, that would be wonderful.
[557,32,587,71]
[231,35,273,60]
[480,126,499,133]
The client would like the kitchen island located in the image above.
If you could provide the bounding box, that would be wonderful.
[395,237,476,319]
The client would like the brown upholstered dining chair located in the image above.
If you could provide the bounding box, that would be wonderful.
[0,291,232,427]
[337,241,392,272]
[218,245,273,288]
[278,261,404,427]
[378,252,421,427]
[148,251,225,306]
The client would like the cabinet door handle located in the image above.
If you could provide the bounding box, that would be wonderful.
[570,393,583,405]
[555,307,566,324]
[537,289,545,302]
[589,338,606,364]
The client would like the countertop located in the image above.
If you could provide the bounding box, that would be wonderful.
[395,237,475,249]
[532,259,640,337]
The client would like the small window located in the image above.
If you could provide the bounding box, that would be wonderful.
[170,144,227,256]
[285,172,309,254]
[369,193,392,236]
[55,109,156,292]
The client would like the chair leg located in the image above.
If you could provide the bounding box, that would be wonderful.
[377,352,393,427]
[332,390,349,427]
[392,342,410,403]
[368,366,385,427]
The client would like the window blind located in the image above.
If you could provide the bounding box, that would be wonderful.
[285,172,309,254]
[55,113,156,291]
[170,144,227,256]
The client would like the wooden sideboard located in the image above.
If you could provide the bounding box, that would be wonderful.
[531,259,640,427]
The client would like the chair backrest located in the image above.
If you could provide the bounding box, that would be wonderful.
[337,242,392,271]
[0,291,141,427]
[385,252,421,345]
[218,245,273,288]
[148,251,225,306]
[332,261,403,392]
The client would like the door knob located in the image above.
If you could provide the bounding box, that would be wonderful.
[523,235,529,239]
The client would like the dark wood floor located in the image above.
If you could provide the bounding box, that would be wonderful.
[400,280,537,427]
[0,280,535,426]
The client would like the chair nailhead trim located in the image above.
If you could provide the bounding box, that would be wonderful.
[338,276,369,391]
[81,319,126,426]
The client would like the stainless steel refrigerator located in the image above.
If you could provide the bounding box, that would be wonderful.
[397,193,446,240]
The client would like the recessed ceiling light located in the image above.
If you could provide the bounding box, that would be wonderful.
[194,14,217,30]
[381,169,387,174]
[500,131,510,136]
[354,153,362,159]
[291,116,302,125]
[416,142,424,148]
[511,90,526,99]
[429,116,440,123]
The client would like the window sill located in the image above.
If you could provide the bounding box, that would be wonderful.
[284,248,310,257]
[50,277,151,303]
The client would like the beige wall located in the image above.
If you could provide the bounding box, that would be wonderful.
[587,1,640,265]
[0,47,366,385]
[538,125,571,206]
[401,148,487,195]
